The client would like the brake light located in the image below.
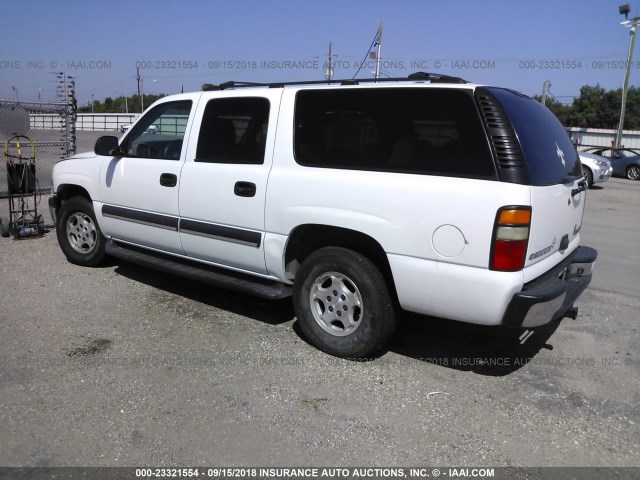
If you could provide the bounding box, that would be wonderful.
[491,207,531,271]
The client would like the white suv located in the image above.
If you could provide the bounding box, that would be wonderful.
[50,74,597,358]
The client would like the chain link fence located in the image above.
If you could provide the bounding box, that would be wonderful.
[0,98,76,197]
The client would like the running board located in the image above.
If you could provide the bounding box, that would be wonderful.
[105,240,292,300]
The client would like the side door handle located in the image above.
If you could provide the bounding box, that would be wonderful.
[234,181,256,197]
[160,173,177,187]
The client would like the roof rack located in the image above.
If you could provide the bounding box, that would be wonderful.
[201,72,468,91]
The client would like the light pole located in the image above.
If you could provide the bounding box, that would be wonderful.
[616,4,639,148]
[541,81,551,106]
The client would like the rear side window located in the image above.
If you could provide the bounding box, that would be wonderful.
[294,88,496,179]
[196,97,270,164]
[489,88,582,185]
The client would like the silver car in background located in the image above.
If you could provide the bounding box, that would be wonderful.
[579,151,612,187]
[582,147,640,181]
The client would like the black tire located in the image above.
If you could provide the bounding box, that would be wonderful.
[0,217,9,238]
[292,246,396,358]
[583,167,593,187]
[56,196,107,266]
[626,165,640,181]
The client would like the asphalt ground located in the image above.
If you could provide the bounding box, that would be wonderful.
[0,174,638,470]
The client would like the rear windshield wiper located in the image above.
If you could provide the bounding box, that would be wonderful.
[571,179,588,197]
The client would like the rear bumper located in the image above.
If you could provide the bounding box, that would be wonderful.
[502,246,597,328]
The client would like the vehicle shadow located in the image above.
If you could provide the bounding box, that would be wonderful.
[387,312,560,376]
[113,262,295,326]
[113,259,559,376]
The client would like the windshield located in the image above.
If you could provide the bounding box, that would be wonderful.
[490,88,582,185]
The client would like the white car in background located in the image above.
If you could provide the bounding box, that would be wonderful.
[579,151,612,187]
[120,124,157,135]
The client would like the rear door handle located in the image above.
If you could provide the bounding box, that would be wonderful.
[234,181,256,197]
[160,173,177,187]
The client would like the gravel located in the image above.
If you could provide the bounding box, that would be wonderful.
[0,178,638,468]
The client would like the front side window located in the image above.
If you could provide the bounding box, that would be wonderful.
[294,88,495,178]
[124,100,192,160]
[196,97,270,164]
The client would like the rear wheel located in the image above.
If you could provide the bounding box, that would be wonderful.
[293,246,396,358]
[56,196,107,266]
[626,165,640,180]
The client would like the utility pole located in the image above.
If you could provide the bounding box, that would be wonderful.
[63,75,68,109]
[136,66,144,112]
[616,7,639,147]
[541,80,550,106]
[67,76,76,157]
[374,22,383,81]
[325,42,333,81]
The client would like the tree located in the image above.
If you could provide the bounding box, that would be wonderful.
[533,95,574,125]
[78,94,166,113]
[621,86,640,130]
[537,84,639,129]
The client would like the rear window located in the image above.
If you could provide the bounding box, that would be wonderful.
[294,88,496,179]
[490,88,582,185]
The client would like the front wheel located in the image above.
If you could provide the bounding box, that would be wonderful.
[293,246,396,358]
[626,165,640,180]
[56,196,107,266]
[583,167,593,187]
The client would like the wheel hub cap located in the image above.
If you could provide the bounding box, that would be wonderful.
[309,272,363,336]
[66,212,97,254]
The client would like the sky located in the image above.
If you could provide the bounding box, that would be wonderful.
[0,0,639,107]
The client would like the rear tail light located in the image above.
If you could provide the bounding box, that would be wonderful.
[490,206,531,271]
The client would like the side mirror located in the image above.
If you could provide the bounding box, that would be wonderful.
[94,136,121,156]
